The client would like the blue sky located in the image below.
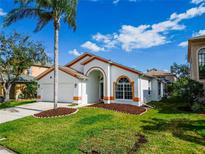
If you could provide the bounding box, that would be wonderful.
[1,0,205,72]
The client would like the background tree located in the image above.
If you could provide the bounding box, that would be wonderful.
[168,77,204,111]
[0,32,50,102]
[4,0,78,109]
[170,62,190,79]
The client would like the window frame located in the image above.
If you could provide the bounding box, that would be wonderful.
[198,48,205,80]
[115,77,133,100]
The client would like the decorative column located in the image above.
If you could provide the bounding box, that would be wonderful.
[104,64,111,104]
[73,83,82,104]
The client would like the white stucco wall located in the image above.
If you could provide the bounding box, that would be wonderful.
[140,78,152,103]
[86,71,102,103]
[70,55,91,73]
[79,81,87,104]
[150,79,164,102]
[111,65,139,96]
[38,70,80,103]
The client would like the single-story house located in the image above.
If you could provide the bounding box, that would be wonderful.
[36,53,165,106]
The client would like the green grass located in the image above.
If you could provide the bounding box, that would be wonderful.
[68,103,78,107]
[0,100,35,109]
[0,98,204,154]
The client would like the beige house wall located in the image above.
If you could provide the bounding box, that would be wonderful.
[189,41,205,87]
[30,66,49,77]
[23,65,50,77]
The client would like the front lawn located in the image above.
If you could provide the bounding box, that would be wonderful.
[0,99,204,153]
[0,100,36,109]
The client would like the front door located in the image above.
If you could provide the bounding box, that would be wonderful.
[99,82,104,100]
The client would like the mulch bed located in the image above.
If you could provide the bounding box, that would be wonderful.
[88,103,146,115]
[34,107,77,118]
[200,114,205,116]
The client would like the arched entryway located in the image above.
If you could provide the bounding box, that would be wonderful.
[86,67,106,103]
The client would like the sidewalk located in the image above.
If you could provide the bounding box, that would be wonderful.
[0,145,15,154]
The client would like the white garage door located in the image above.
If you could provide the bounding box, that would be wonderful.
[40,83,74,103]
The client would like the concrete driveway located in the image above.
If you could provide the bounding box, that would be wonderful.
[0,102,68,124]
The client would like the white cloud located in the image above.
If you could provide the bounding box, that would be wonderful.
[191,0,205,4]
[113,0,137,4]
[0,8,6,16]
[113,0,120,4]
[117,25,167,51]
[193,29,205,36]
[178,29,205,48]
[92,32,117,48]
[170,5,205,21]
[178,41,188,47]
[69,49,83,56]
[81,41,104,52]
[89,5,205,51]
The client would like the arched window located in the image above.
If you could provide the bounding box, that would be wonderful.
[115,77,132,100]
[198,48,205,79]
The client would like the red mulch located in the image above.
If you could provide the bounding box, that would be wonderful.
[200,114,205,116]
[88,103,146,115]
[34,107,77,118]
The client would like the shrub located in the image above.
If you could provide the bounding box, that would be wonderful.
[191,102,205,113]
[21,81,38,99]
[168,77,204,109]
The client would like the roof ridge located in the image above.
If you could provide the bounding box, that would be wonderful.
[80,53,145,75]
[36,66,87,80]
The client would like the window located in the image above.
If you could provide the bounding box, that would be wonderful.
[198,48,205,79]
[158,82,161,96]
[148,80,151,95]
[115,77,132,100]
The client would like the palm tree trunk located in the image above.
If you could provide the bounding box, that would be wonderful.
[54,20,59,109]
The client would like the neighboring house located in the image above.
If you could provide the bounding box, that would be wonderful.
[0,64,51,99]
[146,69,177,83]
[24,64,51,77]
[188,35,205,87]
[37,53,165,106]
[146,69,177,97]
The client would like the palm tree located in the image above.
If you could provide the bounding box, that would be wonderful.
[4,0,78,109]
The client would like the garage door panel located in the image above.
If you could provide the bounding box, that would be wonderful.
[58,83,74,102]
[41,84,53,101]
[40,83,74,103]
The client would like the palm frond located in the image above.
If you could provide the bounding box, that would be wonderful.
[3,7,39,27]
[34,12,52,32]
[4,0,78,32]
[63,0,78,31]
